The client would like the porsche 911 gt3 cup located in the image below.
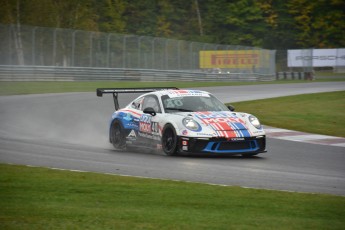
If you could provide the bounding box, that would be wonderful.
[97,87,266,156]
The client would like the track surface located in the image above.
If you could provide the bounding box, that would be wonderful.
[0,82,344,196]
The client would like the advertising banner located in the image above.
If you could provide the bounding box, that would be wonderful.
[199,50,269,69]
[288,49,345,67]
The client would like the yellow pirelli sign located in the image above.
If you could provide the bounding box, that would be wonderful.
[199,50,267,69]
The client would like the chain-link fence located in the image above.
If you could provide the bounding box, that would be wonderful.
[0,24,276,75]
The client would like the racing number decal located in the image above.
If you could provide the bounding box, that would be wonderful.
[151,122,159,135]
[165,98,183,108]
[139,114,159,137]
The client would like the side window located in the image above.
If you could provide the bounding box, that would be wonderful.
[130,97,143,110]
[142,95,161,113]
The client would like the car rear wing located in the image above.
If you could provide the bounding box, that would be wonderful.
[96,87,178,110]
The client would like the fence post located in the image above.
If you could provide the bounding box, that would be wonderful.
[89,32,93,67]
[32,27,37,65]
[123,35,127,68]
[106,34,112,68]
[72,31,77,66]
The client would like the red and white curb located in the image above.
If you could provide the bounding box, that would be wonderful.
[264,126,345,147]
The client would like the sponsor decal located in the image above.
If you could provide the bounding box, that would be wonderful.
[288,49,345,67]
[123,122,137,129]
[139,114,152,133]
[199,50,270,69]
[193,112,250,138]
[252,130,265,134]
[138,132,160,141]
[211,54,258,65]
[167,90,210,98]
[231,137,245,141]
[194,112,244,124]
[139,121,159,135]
[139,122,151,133]
[128,130,136,138]
[119,109,141,117]
[296,55,345,61]
[196,132,214,136]
[182,130,188,135]
[202,117,243,125]
[138,114,160,139]
[123,113,133,121]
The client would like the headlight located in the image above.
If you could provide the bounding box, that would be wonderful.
[183,118,201,131]
[249,115,262,129]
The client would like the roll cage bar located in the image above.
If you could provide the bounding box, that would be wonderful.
[96,87,179,110]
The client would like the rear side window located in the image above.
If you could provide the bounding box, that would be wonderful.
[130,97,143,110]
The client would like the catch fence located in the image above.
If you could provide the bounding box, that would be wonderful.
[0,24,277,81]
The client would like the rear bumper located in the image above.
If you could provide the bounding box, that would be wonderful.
[177,135,266,155]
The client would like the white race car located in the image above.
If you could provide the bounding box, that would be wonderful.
[97,87,266,156]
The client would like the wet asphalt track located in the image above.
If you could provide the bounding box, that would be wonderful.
[0,82,344,195]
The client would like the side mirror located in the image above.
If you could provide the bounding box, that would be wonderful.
[227,105,235,111]
[143,107,156,116]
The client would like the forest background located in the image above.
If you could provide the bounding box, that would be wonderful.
[1,0,344,50]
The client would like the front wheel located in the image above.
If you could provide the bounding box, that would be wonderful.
[110,121,126,150]
[162,124,178,156]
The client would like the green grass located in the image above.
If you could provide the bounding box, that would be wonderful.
[231,91,345,138]
[1,164,344,230]
[0,78,344,96]
[0,81,255,95]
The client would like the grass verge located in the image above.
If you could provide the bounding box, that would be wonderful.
[231,91,345,138]
[1,164,345,230]
[0,78,344,96]
[0,81,254,95]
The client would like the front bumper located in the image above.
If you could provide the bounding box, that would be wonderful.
[177,136,266,155]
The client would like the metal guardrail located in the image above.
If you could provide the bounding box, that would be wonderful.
[275,71,314,80]
[0,65,275,82]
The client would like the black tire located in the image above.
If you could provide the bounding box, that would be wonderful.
[162,124,178,156]
[110,120,126,150]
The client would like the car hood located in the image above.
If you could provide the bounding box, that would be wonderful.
[178,111,255,138]
[169,111,256,138]
[192,111,247,128]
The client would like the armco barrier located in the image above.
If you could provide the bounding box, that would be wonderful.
[0,65,275,82]
[276,72,308,80]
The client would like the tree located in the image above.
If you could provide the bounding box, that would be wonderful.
[287,0,345,48]
[202,0,268,47]
[51,0,98,30]
[1,0,344,50]
[95,0,126,33]
[122,0,157,35]
[155,0,173,37]
[257,0,298,49]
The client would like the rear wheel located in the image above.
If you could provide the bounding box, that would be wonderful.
[110,121,126,150]
[162,124,178,156]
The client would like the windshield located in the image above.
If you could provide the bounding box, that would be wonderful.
[162,94,229,113]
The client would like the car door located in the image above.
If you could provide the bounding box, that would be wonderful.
[138,95,163,144]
